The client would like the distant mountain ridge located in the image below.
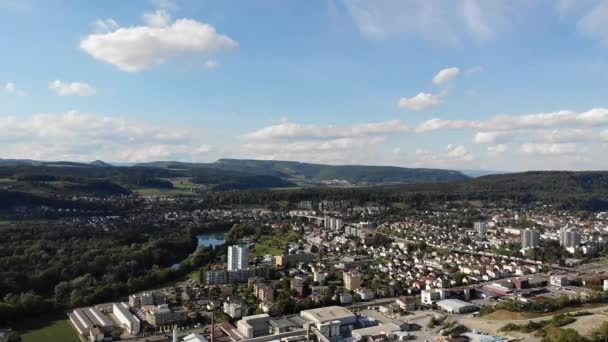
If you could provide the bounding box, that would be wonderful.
[137,158,470,184]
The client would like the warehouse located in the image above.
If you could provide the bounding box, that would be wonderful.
[436,299,477,314]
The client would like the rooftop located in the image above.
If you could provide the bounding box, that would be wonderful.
[301,306,355,323]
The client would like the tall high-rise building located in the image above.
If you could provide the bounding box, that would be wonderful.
[474,222,488,237]
[559,227,581,248]
[324,216,331,230]
[521,229,540,249]
[227,245,250,271]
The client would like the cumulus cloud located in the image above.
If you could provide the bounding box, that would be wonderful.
[143,9,172,27]
[417,108,608,134]
[0,111,210,162]
[488,144,508,155]
[49,80,97,96]
[241,119,411,164]
[473,131,511,144]
[433,67,460,85]
[414,144,474,167]
[81,13,238,72]
[4,82,15,93]
[4,82,27,96]
[397,92,441,111]
[245,119,409,141]
[520,143,580,156]
[415,118,472,132]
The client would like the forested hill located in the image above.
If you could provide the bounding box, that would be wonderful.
[139,158,470,184]
[195,171,608,211]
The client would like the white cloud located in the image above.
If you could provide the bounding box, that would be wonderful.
[4,82,15,93]
[241,119,411,164]
[416,108,608,134]
[397,92,441,111]
[415,118,471,132]
[81,14,238,72]
[49,80,97,96]
[4,82,27,96]
[0,111,210,162]
[473,131,511,144]
[488,144,508,155]
[240,137,386,164]
[414,144,474,167]
[520,143,580,156]
[537,128,595,143]
[566,1,608,46]
[204,59,220,69]
[463,0,494,41]
[433,67,460,85]
[143,10,172,27]
[245,119,409,141]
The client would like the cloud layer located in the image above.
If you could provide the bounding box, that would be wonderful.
[0,111,210,162]
[49,80,96,96]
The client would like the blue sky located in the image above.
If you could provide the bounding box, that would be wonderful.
[1,0,608,170]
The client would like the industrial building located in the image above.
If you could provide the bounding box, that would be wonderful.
[237,313,271,338]
[300,306,357,335]
[142,304,188,326]
[113,302,141,335]
[436,299,477,314]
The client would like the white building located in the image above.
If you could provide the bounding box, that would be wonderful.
[550,275,569,287]
[355,288,375,301]
[421,289,445,305]
[236,314,270,338]
[436,299,477,314]
[521,229,540,249]
[227,245,250,271]
[560,227,581,249]
[301,306,357,338]
[474,222,488,237]
[112,302,140,335]
[223,300,248,319]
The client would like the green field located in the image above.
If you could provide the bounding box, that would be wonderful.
[252,231,302,257]
[18,317,80,342]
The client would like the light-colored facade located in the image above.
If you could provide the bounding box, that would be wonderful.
[143,304,187,327]
[436,299,477,314]
[343,271,363,290]
[474,222,488,237]
[560,227,581,248]
[237,314,271,338]
[421,289,445,305]
[521,229,540,249]
[112,302,140,335]
[228,245,250,271]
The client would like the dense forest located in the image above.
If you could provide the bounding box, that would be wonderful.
[0,219,225,324]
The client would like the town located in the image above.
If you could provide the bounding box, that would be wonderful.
[56,198,608,342]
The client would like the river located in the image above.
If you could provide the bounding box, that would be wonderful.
[171,232,226,270]
[196,232,226,249]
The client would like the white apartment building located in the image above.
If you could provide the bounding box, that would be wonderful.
[227,245,250,271]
